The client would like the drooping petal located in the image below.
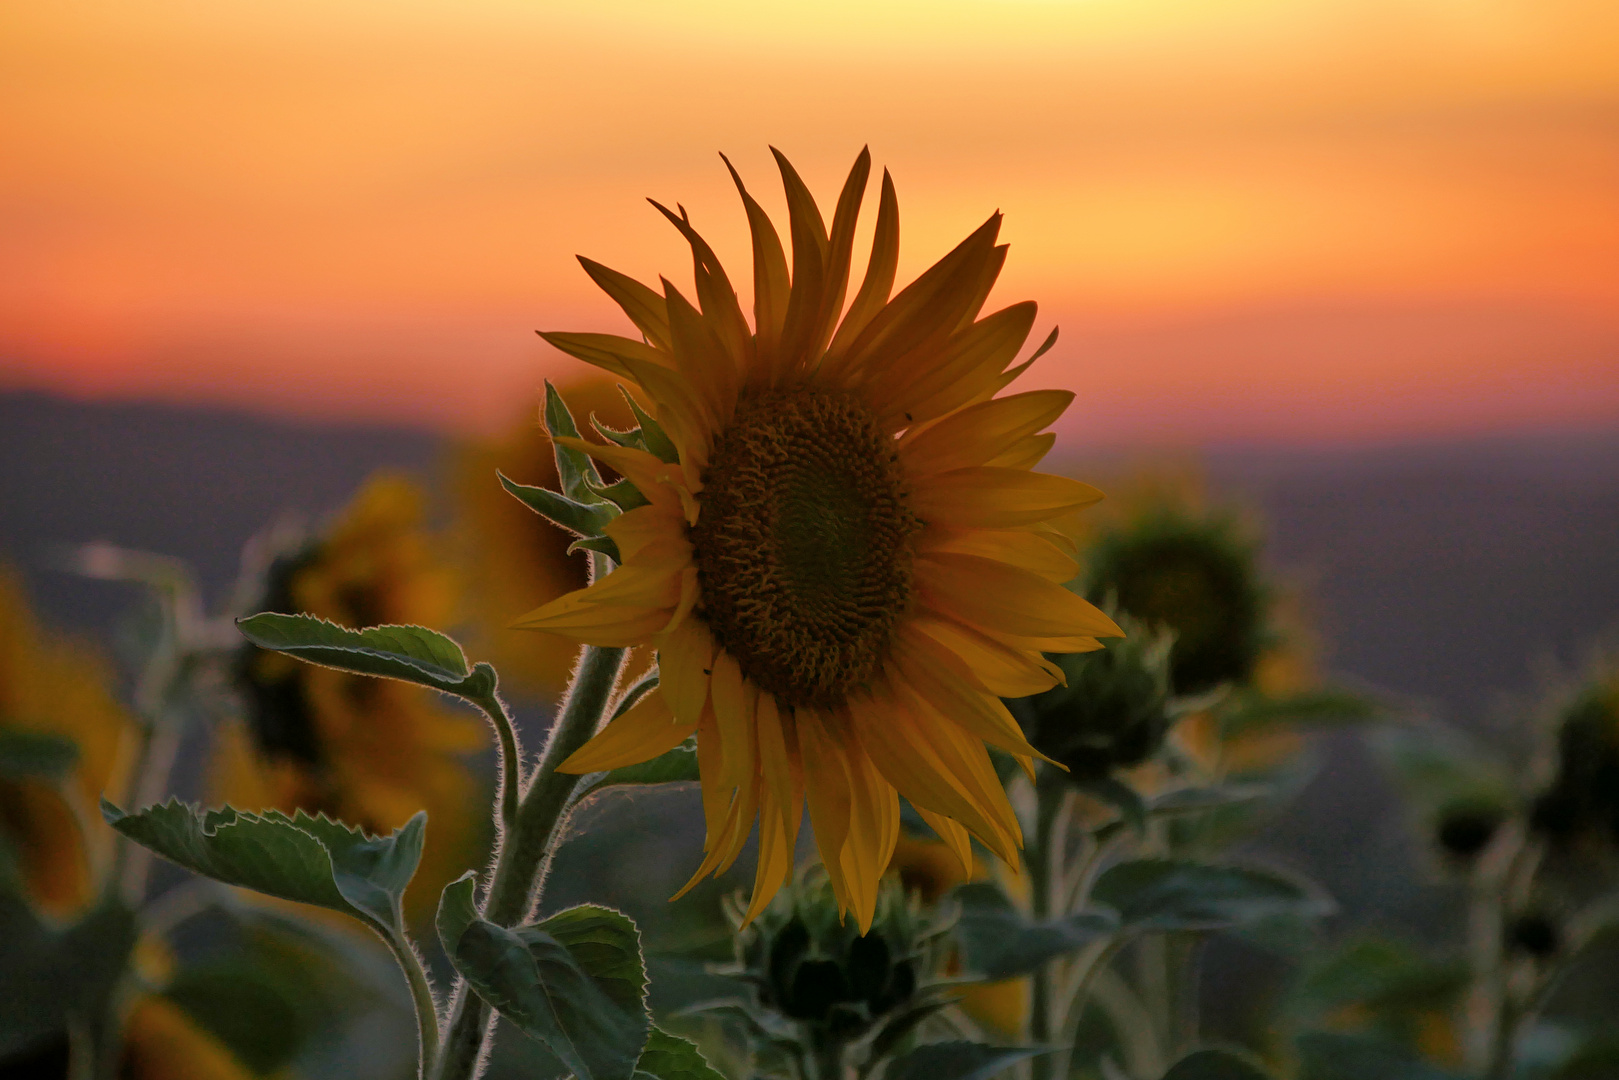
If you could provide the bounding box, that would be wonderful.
[557,688,696,773]
[891,626,1057,763]
[708,650,755,790]
[649,200,752,379]
[797,709,854,895]
[914,804,973,878]
[907,613,1065,698]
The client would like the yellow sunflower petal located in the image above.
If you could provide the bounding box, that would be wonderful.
[538,330,673,381]
[650,200,752,377]
[553,437,688,511]
[723,153,792,375]
[899,390,1074,476]
[576,258,673,352]
[917,525,1078,584]
[917,552,1124,641]
[823,168,899,375]
[912,468,1102,529]
[797,709,854,886]
[743,790,795,925]
[892,625,1056,761]
[557,688,696,774]
[709,650,755,790]
[908,614,1065,698]
[755,691,800,846]
[658,616,714,726]
[838,742,895,931]
[987,432,1056,471]
[607,501,689,562]
[869,301,1034,427]
[914,804,974,878]
[810,148,872,361]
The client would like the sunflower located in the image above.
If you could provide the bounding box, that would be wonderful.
[216,474,485,921]
[521,148,1120,929]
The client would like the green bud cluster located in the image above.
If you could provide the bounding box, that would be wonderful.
[729,872,933,1040]
[1011,612,1175,782]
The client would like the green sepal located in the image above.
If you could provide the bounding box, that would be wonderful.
[500,470,618,539]
[544,380,606,504]
[1161,1048,1277,1080]
[952,881,1118,979]
[0,730,79,781]
[569,534,624,564]
[620,387,679,464]
[439,900,650,1080]
[593,415,648,453]
[633,1028,725,1080]
[885,1042,1053,1080]
[588,475,652,513]
[575,737,700,800]
[236,612,497,701]
[100,798,425,933]
[1090,859,1332,934]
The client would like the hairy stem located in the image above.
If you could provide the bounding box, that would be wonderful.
[382,922,442,1078]
[1029,777,1064,1080]
[432,622,628,1080]
[472,688,523,834]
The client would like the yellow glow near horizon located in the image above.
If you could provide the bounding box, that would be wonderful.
[2,0,1616,440]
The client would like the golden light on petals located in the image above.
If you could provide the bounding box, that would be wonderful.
[529,148,1120,929]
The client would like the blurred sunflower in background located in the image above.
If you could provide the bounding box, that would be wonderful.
[520,147,1120,930]
[214,474,486,921]
[0,568,131,918]
[449,379,640,698]
[0,568,254,1080]
[1065,470,1316,783]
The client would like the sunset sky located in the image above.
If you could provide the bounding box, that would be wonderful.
[3,0,1616,445]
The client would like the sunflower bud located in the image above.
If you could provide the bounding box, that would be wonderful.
[1080,504,1269,695]
[732,872,928,1040]
[1012,612,1174,782]
[1528,676,1619,849]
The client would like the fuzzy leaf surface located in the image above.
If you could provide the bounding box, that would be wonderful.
[443,903,650,1080]
[101,798,424,930]
[633,1028,725,1080]
[545,380,606,503]
[952,882,1118,978]
[237,612,496,699]
[1092,859,1331,933]
[500,471,619,539]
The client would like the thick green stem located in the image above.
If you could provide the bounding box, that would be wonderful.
[382,924,442,1078]
[432,633,628,1080]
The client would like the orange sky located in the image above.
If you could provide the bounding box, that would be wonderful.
[2,0,1616,445]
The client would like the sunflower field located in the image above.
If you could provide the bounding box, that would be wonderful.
[3,152,1617,1080]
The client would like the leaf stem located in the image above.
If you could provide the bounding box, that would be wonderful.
[383,923,443,1078]
[1028,775,1064,1080]
[433,583,628,1080]
[472,685,522,834]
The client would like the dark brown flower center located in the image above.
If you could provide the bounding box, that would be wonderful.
[691,388,920,710]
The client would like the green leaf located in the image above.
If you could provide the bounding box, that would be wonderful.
[577,738,700,800]
[545,380,606,504]
[952,882,1118,979]
[633,1027,725,1080]
[1296,1032,1465,1080]
[499,469,618,539]
[1091,859,1332,933]
[101,798,424,931]
[237,612,497,700]
[1221,688,1382,735]
[436,871,479,958]
[0,730,78,781]
[885,1042,1052,1080]
[442,903,650,1080]
[621,388,679,464]
[0,894,137,1057]
[570,534,625,563]
[1161,1048,1276,1080]
[1147,785,1271,817]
